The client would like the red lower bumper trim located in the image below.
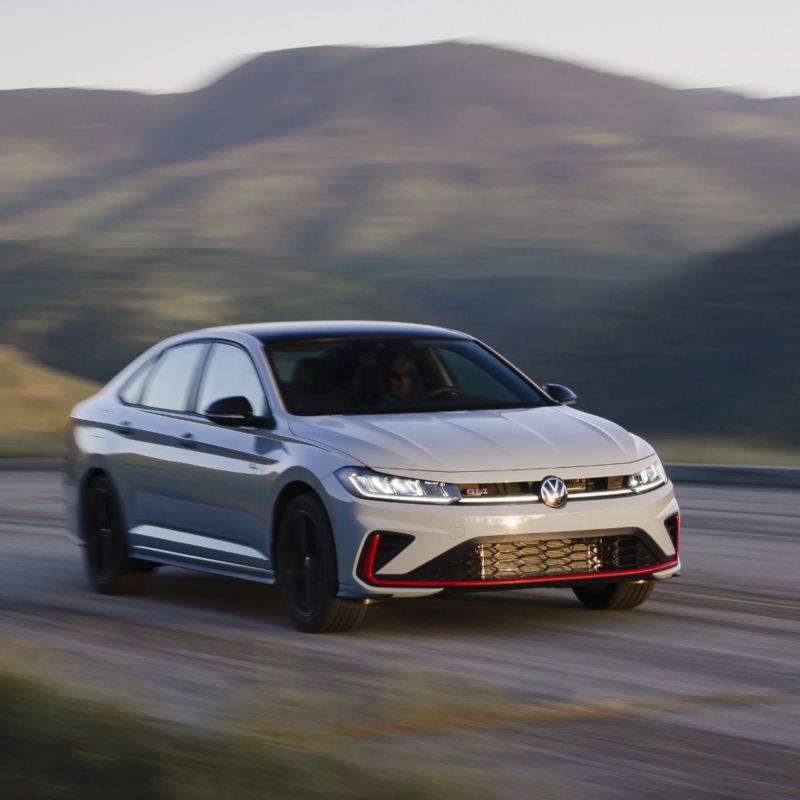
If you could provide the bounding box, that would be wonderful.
[361,532,679,588]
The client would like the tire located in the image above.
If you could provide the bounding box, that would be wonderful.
[276,493,367,633]
[83,475,155,595]
[573,580,655,610]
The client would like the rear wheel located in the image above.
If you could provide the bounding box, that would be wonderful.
[83,475,154,595]
[573,580,654,610]
[276,494,367,633]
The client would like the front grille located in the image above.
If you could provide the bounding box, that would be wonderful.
[418,534,657,582]
[564,475,628,494]
[457,474,632,503]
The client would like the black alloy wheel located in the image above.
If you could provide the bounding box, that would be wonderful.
[276,494,367,633]
[83,475,154,595]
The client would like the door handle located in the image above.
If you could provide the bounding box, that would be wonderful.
[117,421,135,437]
[180,433,196,448]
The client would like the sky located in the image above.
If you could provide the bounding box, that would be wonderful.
[1,0,798,97]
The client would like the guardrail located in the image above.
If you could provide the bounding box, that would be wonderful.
[2,458,798,488]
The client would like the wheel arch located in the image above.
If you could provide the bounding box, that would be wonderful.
[76,466,127,545]
[270,479,321,566]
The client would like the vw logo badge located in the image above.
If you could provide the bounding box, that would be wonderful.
[540,476,568,508]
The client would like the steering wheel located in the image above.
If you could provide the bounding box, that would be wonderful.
[428,386,465,400]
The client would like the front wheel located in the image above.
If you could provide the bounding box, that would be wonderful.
[83,475,155,595]
[573,580,654,610]
[276,494,367,633]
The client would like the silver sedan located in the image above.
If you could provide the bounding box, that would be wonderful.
[66,321,680,632]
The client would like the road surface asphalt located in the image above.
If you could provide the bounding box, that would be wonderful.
[0,472,797,799]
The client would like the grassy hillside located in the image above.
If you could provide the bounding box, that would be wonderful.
[1,43,800,260]
[0,346,97,456]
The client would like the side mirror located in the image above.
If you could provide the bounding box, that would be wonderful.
[204,395,263,427]
[542,383,578,406]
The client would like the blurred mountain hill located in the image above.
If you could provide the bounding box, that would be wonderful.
[544,225,800,443]
[2,42,800,258]
[0,42,798,450]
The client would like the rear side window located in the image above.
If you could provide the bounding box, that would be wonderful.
[196,343,267,416]
[140,343,207,411]
[119,359,154,405]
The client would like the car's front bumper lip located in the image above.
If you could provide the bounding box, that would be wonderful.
[650,558,681,580]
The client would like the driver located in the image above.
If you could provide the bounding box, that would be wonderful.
[388,353,414,399]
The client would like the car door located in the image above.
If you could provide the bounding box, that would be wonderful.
[119,340,212,555]
[168,340,285,574]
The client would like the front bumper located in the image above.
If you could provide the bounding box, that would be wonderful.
[359,526,679,590]
[325,476,680,598]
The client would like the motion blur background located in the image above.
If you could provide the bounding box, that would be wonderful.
[1,0,798,460]
[1,4,799,799]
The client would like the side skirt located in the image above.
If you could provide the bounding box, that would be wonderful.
[131,545,275,585]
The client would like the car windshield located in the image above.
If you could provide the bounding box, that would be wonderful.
[265,337,549,415]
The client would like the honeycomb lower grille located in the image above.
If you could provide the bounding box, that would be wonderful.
[420,534,657,582]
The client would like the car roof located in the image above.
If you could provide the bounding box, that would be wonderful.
[205,320,472,345]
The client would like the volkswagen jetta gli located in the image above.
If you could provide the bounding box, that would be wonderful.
[66,321,680,632]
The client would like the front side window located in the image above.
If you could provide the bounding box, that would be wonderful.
[265,337,547,416]
[196,343,267,416]
[140,343,207,411]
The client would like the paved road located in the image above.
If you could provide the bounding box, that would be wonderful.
[1,472,798,799]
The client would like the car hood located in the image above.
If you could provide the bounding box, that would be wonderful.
[288,406,653,473]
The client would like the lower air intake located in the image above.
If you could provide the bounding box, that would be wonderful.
[420,534,657,582]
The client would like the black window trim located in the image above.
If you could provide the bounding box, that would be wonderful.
[186,342,213,415]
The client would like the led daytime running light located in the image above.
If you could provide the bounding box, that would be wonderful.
[336,468,461,504]
[628,459,666,493]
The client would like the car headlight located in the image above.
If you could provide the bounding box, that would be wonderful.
[336,467,461,504]
[627,458,666,493]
